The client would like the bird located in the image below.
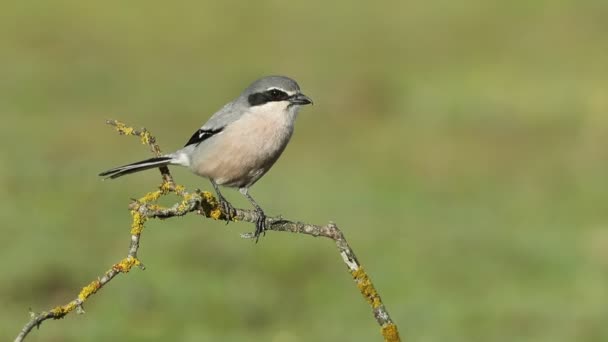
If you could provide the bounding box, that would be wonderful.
[99,75,313,242]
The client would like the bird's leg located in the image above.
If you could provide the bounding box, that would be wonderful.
[239,187,266,243]
[210,180,236,222]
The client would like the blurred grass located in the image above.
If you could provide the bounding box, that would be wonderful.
[1,0,608,341]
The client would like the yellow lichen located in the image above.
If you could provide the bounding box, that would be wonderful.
[176,193,194,213]
[130,184,182,234]
[113,121,135,136]
[78,280,101,301]
[139,130,152,145]
[50,301,78,318]
[147,204,168,212]
[352,267,382,308]
[200,191,223,220]
[130,210,146,235]
[381,323,400,342]
[200,191,216,205]
[63,301,78,313]
[210,208,222,220]
[113,256,141,273]
[138,190,163,204]
[50,306,65,317]
[160,181,173,193]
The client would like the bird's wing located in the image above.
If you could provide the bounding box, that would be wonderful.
[183,101,245,147]
[183,127,225,147]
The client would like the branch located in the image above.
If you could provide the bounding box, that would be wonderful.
[15,120,400,342]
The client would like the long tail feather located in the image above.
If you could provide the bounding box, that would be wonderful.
[99,157,173,179]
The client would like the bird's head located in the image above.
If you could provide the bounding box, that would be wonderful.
[244,76,313,113]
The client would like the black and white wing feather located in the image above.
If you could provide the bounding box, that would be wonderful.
[183,100,246,147]
[183,127,224,147]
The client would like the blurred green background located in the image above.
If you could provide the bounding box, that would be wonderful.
[1,1,608,341]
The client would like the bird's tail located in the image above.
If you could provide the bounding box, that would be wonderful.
[99,156,173,179]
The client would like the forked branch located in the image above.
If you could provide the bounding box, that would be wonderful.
[14,120,400,342]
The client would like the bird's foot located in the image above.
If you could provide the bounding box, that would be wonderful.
[253,209,266,243]
[217,196,236,223]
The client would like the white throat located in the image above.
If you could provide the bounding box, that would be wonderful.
[249,101,300,125]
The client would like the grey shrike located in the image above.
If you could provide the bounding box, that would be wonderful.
[99,75,313,241]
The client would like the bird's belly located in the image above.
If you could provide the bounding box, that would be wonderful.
[191,113,293,188]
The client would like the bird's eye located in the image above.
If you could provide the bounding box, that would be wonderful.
[267,88,287,100]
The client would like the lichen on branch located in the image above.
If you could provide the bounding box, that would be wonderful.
[14,120,400,342]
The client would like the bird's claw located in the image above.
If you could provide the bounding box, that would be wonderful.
[253,209,266,243]
[218,197,236,223]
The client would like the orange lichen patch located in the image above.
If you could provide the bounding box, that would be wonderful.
[351,267,382,308]
[78,280,101,302]
[381,323,400,342]
[112,257,141,273]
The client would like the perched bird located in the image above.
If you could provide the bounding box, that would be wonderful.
[99,76,313,241]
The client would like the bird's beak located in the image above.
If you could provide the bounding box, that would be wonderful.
[289,93,313,106]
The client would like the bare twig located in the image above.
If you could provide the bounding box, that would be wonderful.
[15,121,400,342]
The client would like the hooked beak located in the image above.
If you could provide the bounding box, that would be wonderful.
[289,93,313,106]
